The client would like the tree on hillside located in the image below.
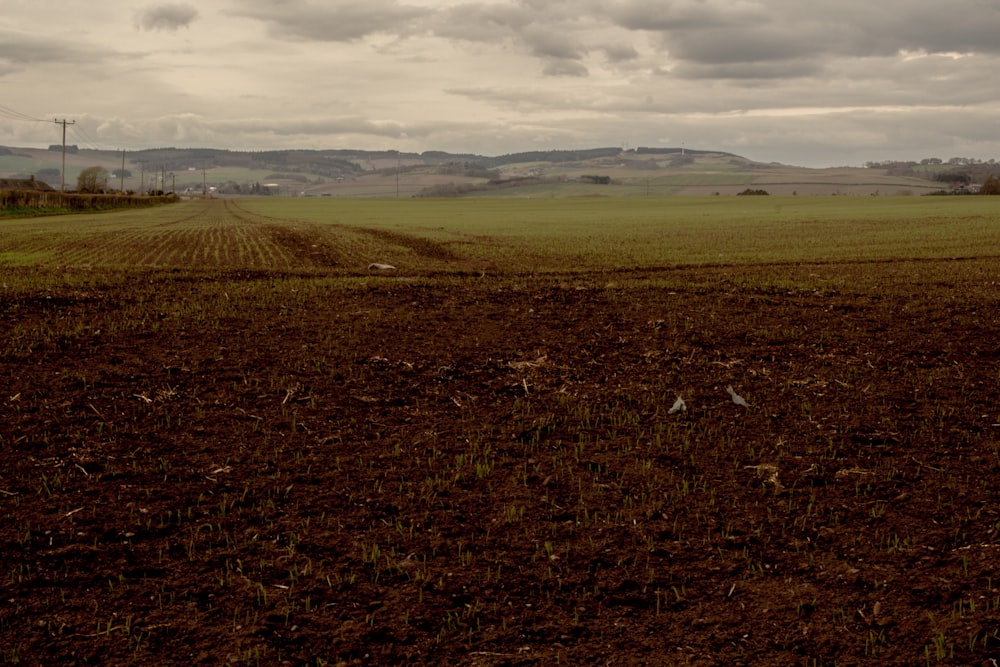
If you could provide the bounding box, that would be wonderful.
[77,166,109,193]
[980,175,1000,195]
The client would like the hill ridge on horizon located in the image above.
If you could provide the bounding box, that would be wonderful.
[0,143,970,198]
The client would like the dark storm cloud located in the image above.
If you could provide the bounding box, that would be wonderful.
[136,3,199,32]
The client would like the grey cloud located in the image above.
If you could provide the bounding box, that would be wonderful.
[136,3,199,32]
[602,0,1000,80]
[607,0,767,31]
[210,116,422,140]
[663,26,824,66]
[542,59,590,77]
[431,4,590,64]
[0,38,68,65]
[430,3,532,42]
[672,59,824,80]
[603,44,639,63]
[447,86,593,113]
[428,4,597,77]
[234,1,620,75]
[233,0,430,42]
[804,3,1000,58]
[888,4,1000,54]
[523,27,586,61]
[828,53,1000,106]
[0,31,112,68]
[101,112,434,147]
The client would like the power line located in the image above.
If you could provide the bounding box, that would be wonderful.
[0,103,105,151]
[68,123,103,151]
[0,104,46,123]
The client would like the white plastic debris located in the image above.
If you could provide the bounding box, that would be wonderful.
[367,263,396,270]
[726,386,749,407]
[668,396,687,414]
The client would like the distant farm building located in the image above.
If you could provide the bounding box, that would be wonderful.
[0,177,54,191]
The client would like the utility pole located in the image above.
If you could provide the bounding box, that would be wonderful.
[138,160,147,194]
[54,118,75,192]
[120,149,126,192]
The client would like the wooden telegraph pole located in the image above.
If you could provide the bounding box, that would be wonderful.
[54,118,75,192]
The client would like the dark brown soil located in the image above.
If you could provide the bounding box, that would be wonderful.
[1,262,999,666]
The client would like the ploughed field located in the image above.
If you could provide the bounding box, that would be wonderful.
[1,198,999,665]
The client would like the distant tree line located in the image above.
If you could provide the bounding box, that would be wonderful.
[865,157,999,185]
[435,162,501,179]
[481,148,621,168]
[216,181,279,195]
[250,151,361,179]
[415,176,563,198]
[633,147,731,157]
[266,172,310,183]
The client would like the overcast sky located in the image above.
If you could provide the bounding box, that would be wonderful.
[3,0,1000,167]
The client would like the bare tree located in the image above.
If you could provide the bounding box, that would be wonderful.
[77,166,108,193]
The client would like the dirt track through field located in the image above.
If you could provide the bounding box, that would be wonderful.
[225,199,460,269]
[348,226,461,262]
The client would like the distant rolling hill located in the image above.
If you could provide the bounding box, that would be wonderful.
[0,145,947,197]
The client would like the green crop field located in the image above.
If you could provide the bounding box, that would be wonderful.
[1,196,997,276]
